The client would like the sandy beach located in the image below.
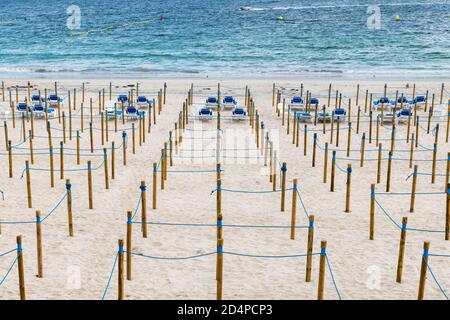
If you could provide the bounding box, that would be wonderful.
[0,78,448,300]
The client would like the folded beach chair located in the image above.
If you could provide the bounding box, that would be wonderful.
[48,94,61,107]
[32,104,46,118]
[379,113,395,124]
[198,107,213,121]
[332,108,347,122]
[397,109,412,124]
[297,112,312,123]
[105,103,118,120]
[136,96,149,109]
[117,95,129,107]
[125,106,141,120]
[309,97,319,106]
[16,102,30,116]
[289,96,305,111]
[317,111,332,123]
[31,95,44,105]
[205,96,219,109]
[413,95,426,109]
[231,107,247,120]
[372,97,391,111]
[222,96,237,110]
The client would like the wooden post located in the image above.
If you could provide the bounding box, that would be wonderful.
[76,131,80,165]
[290,179,297,240]
[317,240,327,300]
[356,107,361,134]
[62,112,66,144]
[87,161,93,209]
[303,125,308,156]
[141,181,147,238]
[330,151,336,192]
[323,143,328,183]
[217,238,224,300]
[431,143,437,184]
[386,151,392,192]
[101,112,104,145]
[331,117,336,145]
[336,116,340,147]
[446,100,450,143]
[415,116,419,148]
[312,133,317,167]
[370,184,375,240]
[66,179,74,236]
[69,107,73,141]
[17,235,26,300]
[122,132,127,166]
[396,217,408,283]
[132,123,136,154]
[80,102,84,132]
[138,117,142,147]
[356,84,360,106]
[60,141,64,180]
[292,113,297,144]
[327,83,331,108]
[126,211,132,281]
[282,98,285,126]
[346,122,351,157]
[369,110,373,144]
[217,179,222,216]
[29,130,34,164]
[118,239,124,300]
[376,143,382,184]
[36,210,43,278]
[25,160,32,208]
[89,122,93,153]
[163,142,168,181]
[4,121,8,151]
[446,183,450,241]
[103,148,109,189]
[8,140,12,178]
[281,162,287,211]
[49,145,54,188]
[359,132,366,167]
[417,241,430,300]
[111,142,116,179]
[445,153,450,193]
[305,215,315,282]
[364,90,368,113]
[345,164,352,212]
[440,83,444,104]
[152,162,158,209]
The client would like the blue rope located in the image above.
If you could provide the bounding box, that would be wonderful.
[212,187,293,194]
[40,193,68,222]
[296,189,311,219]
[0,248,16,258]
[128,251,216,260]
[424,258,449,300]
[0,256,19,287]
[100,252,118,300]
[223,251,319,259]
[133,220,309,229]
[325,254,342,300]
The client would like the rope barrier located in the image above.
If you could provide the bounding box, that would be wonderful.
[0,256,18,287]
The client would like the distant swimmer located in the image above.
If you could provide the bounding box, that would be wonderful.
[277,15,284,21]
[240,6,252,11]
[159,15,164,21]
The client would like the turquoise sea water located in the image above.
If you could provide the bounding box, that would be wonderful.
[0,0,449,79]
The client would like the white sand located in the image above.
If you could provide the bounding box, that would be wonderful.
[0,78,448,300]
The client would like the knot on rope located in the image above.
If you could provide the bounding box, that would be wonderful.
[139,185,146,192]
[66,183,72,191]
